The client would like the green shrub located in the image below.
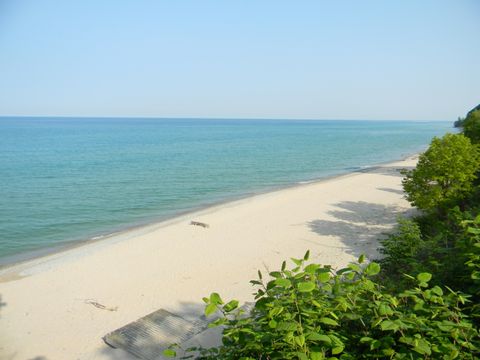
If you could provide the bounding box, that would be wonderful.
[461,215,480,321]
[167,253,479,359]
[379,208,480,294]
[379,217,424,282]
[402,134,480,212]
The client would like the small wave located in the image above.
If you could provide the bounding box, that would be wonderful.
[91,233,119,240]
[298,180,315,184]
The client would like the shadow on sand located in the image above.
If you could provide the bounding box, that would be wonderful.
[358,165,414,178]
[377,187,405,196]
[308,200,414,261]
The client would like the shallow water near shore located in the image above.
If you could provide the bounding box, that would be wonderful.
[0,118,451,263]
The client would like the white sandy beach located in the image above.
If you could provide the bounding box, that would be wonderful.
[0,156,417,360]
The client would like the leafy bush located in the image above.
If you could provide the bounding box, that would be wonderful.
[461,215,480,321]
[379,209,477,292]
[465,216,480,289]
[402,133,480,212]
[379,217,424,282]
[167,252,479,359]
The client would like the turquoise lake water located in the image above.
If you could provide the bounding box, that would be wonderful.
[0,118,452,263]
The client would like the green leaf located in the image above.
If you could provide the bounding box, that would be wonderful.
[318,272,331,282]
[304,250,310,260]
[467,227,480,235]
[298,281,316,292]
[296,353,308,360]
[364,262,381,276]
[360,336,373,343]
[269,306,284,317]
[348,263,361,273]
[294,335,305,347]
[209,318,226,327]
[358,254,366,264]
[270,271,282,278]
[205,303,217,316]
[413,338,431,355]
[378,304,394,316]
[291,258,303,266]
[345,272,356,281]
[319,317,338,326]
[329,312,339,320]
[328,334,343,346]
[304,263,319,274]
[380,320,399,331]
[275,278,292,288]
[431,285,443,296]
[163,349,176,357]
[223,299,239,312]
[310,352,324,360]
[416,272,432,283]
[448,349,460,359]
[277,321,297,331]
[209,292,223,305]
[382,349,395,356]
[268,319,277,328]
[332,345,344,355]
[308,333,332,344]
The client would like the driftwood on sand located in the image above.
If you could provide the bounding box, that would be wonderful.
[190,221,209,228]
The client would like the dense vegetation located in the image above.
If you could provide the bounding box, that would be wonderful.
[166,108,480,359]
[454,104,480,130]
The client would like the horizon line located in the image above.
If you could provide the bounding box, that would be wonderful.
[0,115,452,122]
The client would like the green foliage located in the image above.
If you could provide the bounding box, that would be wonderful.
[379,207,480,294]
[461,215,480,319]
[464,216,480,286]
[185,254,479,359]
[402,133,480,212]
[463,110,480,144]
[381,120,480,326]
[379,217,424,282]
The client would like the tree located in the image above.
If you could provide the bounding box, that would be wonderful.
[402,133,480,212]
[463,110,480,144]
[454,116,465,128]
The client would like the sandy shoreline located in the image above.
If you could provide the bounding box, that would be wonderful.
[0,155,417,360]
[0,151,419,270]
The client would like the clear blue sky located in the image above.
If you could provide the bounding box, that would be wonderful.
[0,0,478,120]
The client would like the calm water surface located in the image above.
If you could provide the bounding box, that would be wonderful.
[0,118,452,263]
